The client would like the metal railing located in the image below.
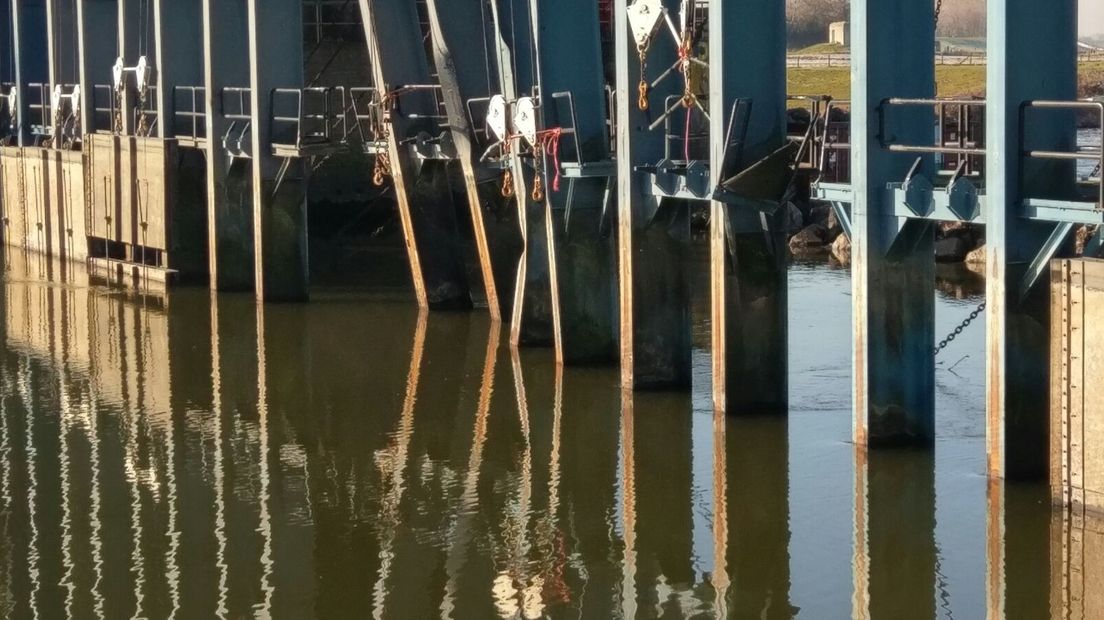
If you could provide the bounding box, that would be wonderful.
[26,83,52,141]
[661,95,710,162]
[879,98,987,178]
[270,86,348,151]
[1020,98,1104,208]
[787,95,833,171]
[172,86,207,143]
[817,99,851,184]
[221,86,253,158]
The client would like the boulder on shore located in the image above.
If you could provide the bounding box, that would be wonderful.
[789,223,830,250]
[830,233,851,264]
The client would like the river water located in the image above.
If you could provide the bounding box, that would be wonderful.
[0,247,1075,618]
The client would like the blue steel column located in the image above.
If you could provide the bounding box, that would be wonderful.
[360,0,473,312]
[201,0,252,291]
[246,0,308,301]
[985,0,1077,479]
[46,0,78,88]
[152,0,200,141]
[614,0,691,389]
[709,0,788,414]
[529,0,616,364]
[76,0,118,135]
[424,0,511,322]
[10,0,48,146]
[850,0,937,446]
[116,0,148,136]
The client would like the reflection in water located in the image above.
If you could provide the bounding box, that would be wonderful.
[0,253,1078,618]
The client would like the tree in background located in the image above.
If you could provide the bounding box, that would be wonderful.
[786,0,986,49]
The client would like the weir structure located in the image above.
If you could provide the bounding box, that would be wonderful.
[0,1,1100,479]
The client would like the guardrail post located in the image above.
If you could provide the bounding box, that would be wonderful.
[850,0,937,445]
[710,0,788,414]
[247,0,309,301]
[202,0,253,292]
[985,0,1077,480]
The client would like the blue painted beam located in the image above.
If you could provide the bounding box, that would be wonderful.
[202,0,252,292]
[985,0,1077,480]
[77,0,119,134]
[850,0,937,446]
[615,0,693,390]
[710,0,788,414]
[11,0,49,145]
[360,0,474,311]
[529,0,616,364]
[152,0,201,140]
[247,0,308,301]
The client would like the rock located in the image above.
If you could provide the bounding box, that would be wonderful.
[789,223,829,250]
[934,236,970,263]
[1076,225,1098,256]
[830,233,851,264]
[825,207,843,241]
[965,243,986,266]
[808,203,831,227]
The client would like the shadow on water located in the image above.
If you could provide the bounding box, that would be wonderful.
[0,249,1081,618]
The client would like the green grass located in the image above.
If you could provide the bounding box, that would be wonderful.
[792,42,848,55]
[787,61,1104,101]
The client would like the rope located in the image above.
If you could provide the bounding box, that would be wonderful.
[537,127,562,194]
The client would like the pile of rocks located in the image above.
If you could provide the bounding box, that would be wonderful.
[787,201,1103,268]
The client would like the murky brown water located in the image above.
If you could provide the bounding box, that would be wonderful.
[0,250,1084,619]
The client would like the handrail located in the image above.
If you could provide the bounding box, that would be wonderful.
[1020,98,1104,207]
[172,85,206,142]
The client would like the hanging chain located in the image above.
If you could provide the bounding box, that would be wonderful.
[1091,161,1102,179]
[637,43,650,111]
[934,0,944,28]
[678,31,694,108]
[136,87,150,137]
[934,301,986,356]
[112,84,124,135]
[531,146,544,202]
[371,93,393,187]
[501,140,515,197]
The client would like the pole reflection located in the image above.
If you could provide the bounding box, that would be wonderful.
[6,251,1031,617]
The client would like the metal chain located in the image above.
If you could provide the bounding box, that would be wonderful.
[934,301,986,356]
[371,93,393,186]
[934,0,944,28]
[1091,161,1102,179]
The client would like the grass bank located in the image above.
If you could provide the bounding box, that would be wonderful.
[788,61,1104,100]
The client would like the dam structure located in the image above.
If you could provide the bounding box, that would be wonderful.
[0,0,1099,485]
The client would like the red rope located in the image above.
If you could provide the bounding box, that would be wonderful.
[537,127,563,193]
